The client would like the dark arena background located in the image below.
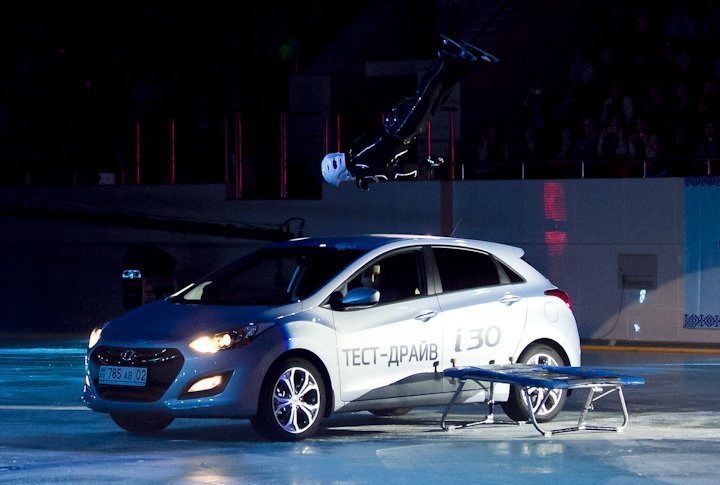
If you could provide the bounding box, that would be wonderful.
[2,1,720,482]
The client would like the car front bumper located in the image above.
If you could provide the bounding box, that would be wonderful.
[82,342,271,418]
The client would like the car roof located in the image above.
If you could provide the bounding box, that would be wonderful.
[274,234,524,259]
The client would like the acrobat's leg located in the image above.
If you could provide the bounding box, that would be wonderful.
[438,35,499,64]
[384,36,499,142]
[461,41,500,64]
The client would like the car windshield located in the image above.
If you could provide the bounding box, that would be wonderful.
[174,246,366,305]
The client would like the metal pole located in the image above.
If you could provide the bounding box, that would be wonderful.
[280,112,288,199]
[449,111,456,181]
[426,119,432,159]
[171,118,176,184]
[336,113,341,152]
[223,117,229,184]
[236,113,243,198]
[135,121,141,185]
[322,111,329,154]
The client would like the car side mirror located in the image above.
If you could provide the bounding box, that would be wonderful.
[330,287,380,310]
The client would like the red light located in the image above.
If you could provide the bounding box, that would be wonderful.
[543,182,567,222]
[545,288,572,310]
[544,230,567,257]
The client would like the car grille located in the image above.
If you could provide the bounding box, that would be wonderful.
[90,346,185,402]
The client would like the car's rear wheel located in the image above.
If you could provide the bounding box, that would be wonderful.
[110,413,174,434]
[370,407,412,417]
[501,344,567,423]
[251,358,325,441]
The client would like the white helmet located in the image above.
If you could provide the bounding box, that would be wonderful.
[321,152,354,186]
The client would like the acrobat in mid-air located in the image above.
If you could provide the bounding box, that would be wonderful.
[321,35,499,191]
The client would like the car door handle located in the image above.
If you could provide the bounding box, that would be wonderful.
[499,295,522,306]
[415,310,438,322]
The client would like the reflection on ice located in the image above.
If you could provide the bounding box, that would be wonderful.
[0,348,86,355]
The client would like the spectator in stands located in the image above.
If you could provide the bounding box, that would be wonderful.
[598,116,628,158]
[594,47,622,96]
[699,1,720,42]
[667,125,694,158]
[569,48,596,87]
[672,82,695,128]
[646,134,660,159]
[478,125,509,162]
[628,117,650,158]
[657,40,676,74]
[673,50,695,87]
[573,117,600,160]
[642,82,670,123]
[634,10,655,48]
[476,125,509,177]
[600,82,635,128]
[522,79,552,134]
[555,88,583,130]
[517,127,545,161]
[665,4,697,43]
[645,133,668,176]
[714,55,720,80]
[556,127,574,160]
[699,80,720,121]
[630,10,658,80]
[696,121,719,158]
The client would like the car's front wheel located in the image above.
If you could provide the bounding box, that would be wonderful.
[251,358,326,441]
[501,344,567,423]
[110,413,174,434]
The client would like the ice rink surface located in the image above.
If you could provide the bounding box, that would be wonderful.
[1,339,719,484]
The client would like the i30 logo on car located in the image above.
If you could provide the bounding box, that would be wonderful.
[120,350,136,363]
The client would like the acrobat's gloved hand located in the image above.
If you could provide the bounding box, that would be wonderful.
[425,156,445,168]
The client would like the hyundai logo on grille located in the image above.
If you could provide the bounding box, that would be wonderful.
[120,349,136,362]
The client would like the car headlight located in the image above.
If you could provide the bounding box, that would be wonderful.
[189,323,270,354]
[88,325,105,349]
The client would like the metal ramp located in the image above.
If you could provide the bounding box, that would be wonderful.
[441,364,645,437]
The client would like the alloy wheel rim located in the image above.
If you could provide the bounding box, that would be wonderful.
[272,367,321,434]
[523,352,562,417]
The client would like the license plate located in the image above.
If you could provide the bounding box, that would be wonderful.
[99,366,148,387]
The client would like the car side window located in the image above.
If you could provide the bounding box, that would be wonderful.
[346,250,426,304]
[432,247,501,292]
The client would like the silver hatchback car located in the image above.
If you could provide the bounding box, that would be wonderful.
[83,234,580,440]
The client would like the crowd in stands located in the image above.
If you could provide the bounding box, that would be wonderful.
[475,1,720,176]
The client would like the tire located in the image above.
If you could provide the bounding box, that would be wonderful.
[370,407,412,417]
[110,413,174,434]
[251,358,326,441]
[501,344,567,423]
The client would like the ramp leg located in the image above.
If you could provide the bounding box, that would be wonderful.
[440,380,466,430]
[577,386,600,428]
[617,386,630,431]
[523,387,554,437]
